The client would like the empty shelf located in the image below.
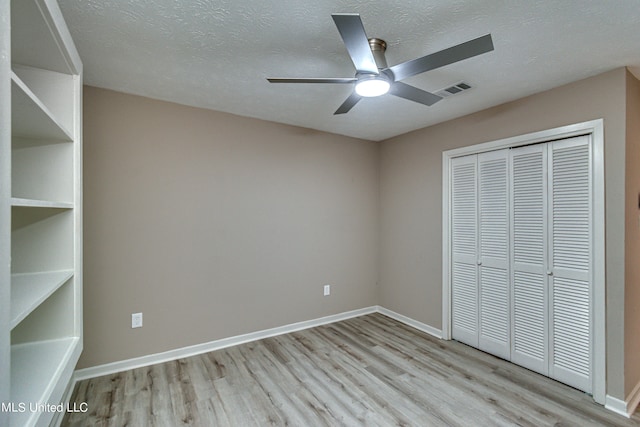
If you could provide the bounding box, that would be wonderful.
[10,271,74,329]
[11,72,73,142]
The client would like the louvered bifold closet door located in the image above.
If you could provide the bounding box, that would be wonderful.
[510,144,549,375]
[451,155,479,347]
[477,150,510,359]
[548,135,592,392]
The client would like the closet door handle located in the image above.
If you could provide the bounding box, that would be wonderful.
[547,270,553,276]
[477,260,482,265]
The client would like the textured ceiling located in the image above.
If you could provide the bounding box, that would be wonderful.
[58,0,640,141]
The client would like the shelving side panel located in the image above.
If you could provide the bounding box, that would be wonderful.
[72,77,83,341]
[12,140,74,203]
[1,0,12,425]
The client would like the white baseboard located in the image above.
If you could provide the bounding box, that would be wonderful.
[605,380,640,418]
[74,306,378,381]
[376,306,443,339]
[626,380,640,417]
[605,395,629,417]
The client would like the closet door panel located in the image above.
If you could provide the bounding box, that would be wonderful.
[549,136,592,392]
[478,267,509,356]
[451,155,478,347]
[513,271,547,364]
[477,150,510,358]
[510,144,548,375]
[550,276,591,390]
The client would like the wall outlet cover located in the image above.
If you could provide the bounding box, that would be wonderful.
[132,312,143,328]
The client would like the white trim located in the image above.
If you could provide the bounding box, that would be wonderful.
[625,380,640,417]
[591,382,640,418]
[605,395,629,418]
[442,119,606,404]
[591,121,606,405]
[73,306,445,382]
[377,307,443,339]
[50,378,77,427]
[39,0,83,74]
[442,120,604,158]
[74,306,377,381]
[441,151,452,340]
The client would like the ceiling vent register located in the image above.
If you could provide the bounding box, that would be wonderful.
[435,82,472,98]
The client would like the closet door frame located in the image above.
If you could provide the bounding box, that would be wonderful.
[442,119,605,404]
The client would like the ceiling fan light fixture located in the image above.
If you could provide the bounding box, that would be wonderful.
[355,74,390,97]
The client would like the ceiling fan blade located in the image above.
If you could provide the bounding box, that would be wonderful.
[389,82,443,106]
[334,92,362,115]
[267,77,357,84]
[388,34,494,82]
[331,13,379,74]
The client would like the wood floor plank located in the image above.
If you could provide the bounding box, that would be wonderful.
[63,313,639,426]
[278,333,416,426]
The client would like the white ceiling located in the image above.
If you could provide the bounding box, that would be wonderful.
[58,0,640,141]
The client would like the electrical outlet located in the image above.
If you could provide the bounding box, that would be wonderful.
[132,312,143,328]
[323,284,331,296]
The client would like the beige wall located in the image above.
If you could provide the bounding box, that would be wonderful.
[80,87,379,368]
[378,68,628,399]
[625,70,640,397]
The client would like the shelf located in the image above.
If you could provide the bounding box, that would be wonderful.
[11,204,72,232]
[10,0,82,75]
[11,72,73,141]
[11,208,73,273]
[12,136,71,149]
[11,198,73,209]
[10,337,80,427]
[11,197,73,209]
[10,271,74,330]
[12,140,74,202]
[12,65,75,133]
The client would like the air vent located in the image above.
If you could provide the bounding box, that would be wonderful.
[435,82,472,98]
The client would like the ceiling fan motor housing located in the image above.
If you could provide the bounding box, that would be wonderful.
[353,38,394,97]
[368,38,388,69]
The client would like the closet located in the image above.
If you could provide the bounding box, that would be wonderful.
[449,134,594,394]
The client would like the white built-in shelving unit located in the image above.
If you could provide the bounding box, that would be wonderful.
[1,0,83,426]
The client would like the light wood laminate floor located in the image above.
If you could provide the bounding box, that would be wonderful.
[63,313,639,426]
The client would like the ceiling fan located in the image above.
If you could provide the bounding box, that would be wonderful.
[267,13,494,115]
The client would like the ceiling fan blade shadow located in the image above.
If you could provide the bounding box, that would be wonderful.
[332,13,379,74]
[389,34,494,81]
[389,82,442,106]
[334,92,362,114]
[267,77,357,84]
